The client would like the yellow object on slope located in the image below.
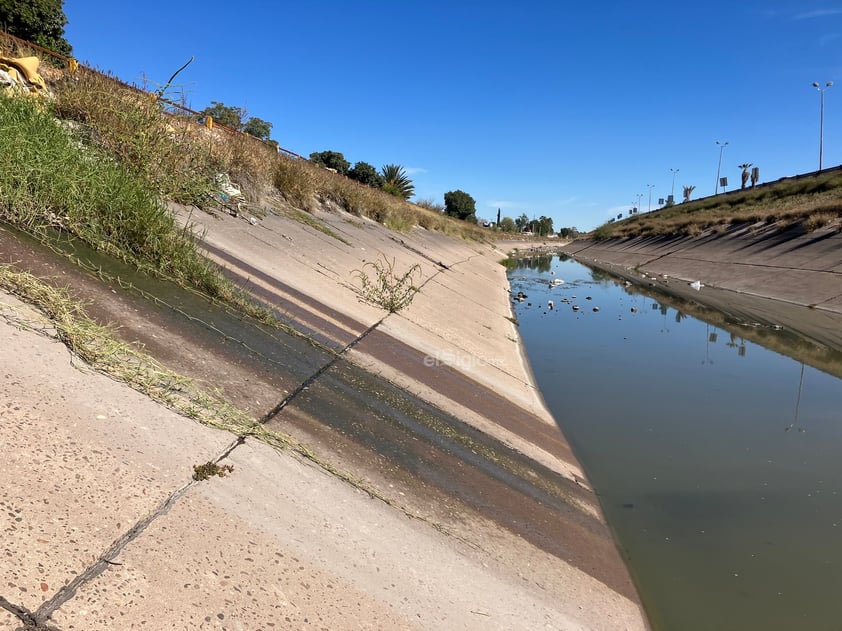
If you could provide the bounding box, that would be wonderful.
[0,56,49,95]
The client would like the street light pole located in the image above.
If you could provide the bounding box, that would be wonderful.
[647,184,655,212]
[636,193,643,214]
[715,140,729,194]
[670,168,679,201]
[813,81,833,171]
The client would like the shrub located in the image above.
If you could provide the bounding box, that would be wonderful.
[353,255,422,313]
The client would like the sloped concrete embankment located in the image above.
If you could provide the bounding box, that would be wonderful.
[562,224,842,352]
[0,202,649,631]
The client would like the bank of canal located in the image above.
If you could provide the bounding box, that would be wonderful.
[509,254,842,631]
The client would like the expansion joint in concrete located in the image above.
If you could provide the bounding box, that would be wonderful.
[259,315,387,424]
[3,439,245,631]
[30,478,198,628]
[389,235,450,270]
[258,251,474,426]
[0,594,55,630]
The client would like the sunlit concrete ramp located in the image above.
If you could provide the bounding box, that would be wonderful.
[0,203,649,630]
[179,204,581,477]
[563,224,842,351]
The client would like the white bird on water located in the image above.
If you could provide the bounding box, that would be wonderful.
[689,280,703,291]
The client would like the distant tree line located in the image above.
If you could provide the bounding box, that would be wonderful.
[192,106,577,234]
[308,150,416,201]
[197,101,275,146]
[0,2,574,234]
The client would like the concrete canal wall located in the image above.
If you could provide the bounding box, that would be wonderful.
[0,204,649,630]
[561,223,842,353]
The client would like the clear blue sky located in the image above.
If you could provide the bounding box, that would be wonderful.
[63,1,842,231]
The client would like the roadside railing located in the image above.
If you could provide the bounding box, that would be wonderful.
[0,29,306,161]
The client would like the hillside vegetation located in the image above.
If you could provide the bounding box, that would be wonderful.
[0,39,486,309]
[592,168,842,240]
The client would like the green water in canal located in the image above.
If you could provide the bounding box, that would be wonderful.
[510,255,842,631]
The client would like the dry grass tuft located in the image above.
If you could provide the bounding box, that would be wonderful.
[0,36,488,244]
[593,170,842,240]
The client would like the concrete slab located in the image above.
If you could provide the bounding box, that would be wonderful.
[1,204,650,629]
[49,479,414,630]
[0,292,232,618]
[49,437,645,630]
[0,257,649,631]
[563,229,842,355]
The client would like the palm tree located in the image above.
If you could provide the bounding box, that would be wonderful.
[738,163,753,189]
[683,185,696,202]
[380,164,415,200]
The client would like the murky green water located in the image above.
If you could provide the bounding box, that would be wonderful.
[509,255,842,631]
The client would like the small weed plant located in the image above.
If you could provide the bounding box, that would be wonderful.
[354,255,422,313]
[192,461,235,481]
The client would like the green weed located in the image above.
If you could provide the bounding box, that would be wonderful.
[353,254,422,313]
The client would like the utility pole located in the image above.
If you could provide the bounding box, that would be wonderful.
[813,81,833,171]
[715,140,729,194]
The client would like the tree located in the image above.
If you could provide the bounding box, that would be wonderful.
[683,185,696,202]
[243,117,273,142]
[537,215,554,236]
[380,164,414,200]
[348,161,384,188]
[515,213,529,232]
[443,190,476,222]
[0,0,72,56]
[499,217,517,233]
[738,163,752,189]
[309,150,350,175]
[198,101,245,129]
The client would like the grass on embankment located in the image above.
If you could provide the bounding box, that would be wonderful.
[591,169,842,240]
[0,92,229,293]
[47,63,488,242]
[2,92,293,329]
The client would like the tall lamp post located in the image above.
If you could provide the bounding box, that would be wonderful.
[670,168,679,201]
[715,140,729,194]
[635,193,643,214]
[813,81,833,171]
[647,184,655,212]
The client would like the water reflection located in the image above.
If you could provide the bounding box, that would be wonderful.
[509,255,842,631]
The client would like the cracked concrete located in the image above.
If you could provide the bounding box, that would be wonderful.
[1,203,649,630]
[0,289,644,630]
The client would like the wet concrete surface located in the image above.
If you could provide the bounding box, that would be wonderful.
[355,327,581,469]
[0,226,331,417]
[0,223,643,623]
[271,356,639,600]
